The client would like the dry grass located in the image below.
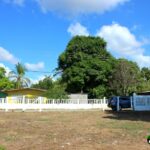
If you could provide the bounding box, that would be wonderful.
[0,110,150,150]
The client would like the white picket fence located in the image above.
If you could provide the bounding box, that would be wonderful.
[0,97,108,111]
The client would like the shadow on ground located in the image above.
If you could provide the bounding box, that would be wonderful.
[103,110,150,122]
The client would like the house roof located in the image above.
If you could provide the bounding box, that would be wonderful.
[3,88,46,93]
[3,88,47,96]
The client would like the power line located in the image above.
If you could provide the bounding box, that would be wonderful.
[26,70,52,74]
[8,68,55,75]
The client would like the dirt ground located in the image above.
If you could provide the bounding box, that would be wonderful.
[0,110,150,150]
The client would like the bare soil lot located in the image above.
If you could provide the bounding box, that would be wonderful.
[0,110,150,150]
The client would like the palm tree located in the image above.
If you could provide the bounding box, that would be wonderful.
[9,63,30,89]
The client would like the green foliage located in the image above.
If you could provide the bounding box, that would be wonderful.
[0,145,6,150]
[137,80,150,92]
[9,63,30,89]
[89,85,107,98]
[109,58,140,96]
[0,67,14,90]
[141,67,150,81]
[32,76,68,99]
[43,79,68,99]
[0,78,14,90]
[57,36,115,97]
[0,67,6,78]
[32,76,53,90]
[137,67,150,92]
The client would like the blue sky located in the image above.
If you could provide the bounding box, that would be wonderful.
[0,0,150,83]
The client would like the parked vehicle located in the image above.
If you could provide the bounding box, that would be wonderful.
[108,96,131,111]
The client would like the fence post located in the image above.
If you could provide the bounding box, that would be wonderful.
[78,99,80,104]
[39,97,42,112]
[117,96,120,111]
[22,95,25,104]
[5,97,8,112]
[102,97,106,112]
[2,98,5,104]
[132,93,136,111]
[22,95,26,112]
[77,99,80,109]
[130,96,133,110]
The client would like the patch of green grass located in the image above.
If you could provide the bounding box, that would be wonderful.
[97,120,143,129]
[96,120,146,136]
[4,135,17,142]
[113,121,142,131]
[0,145,6,150]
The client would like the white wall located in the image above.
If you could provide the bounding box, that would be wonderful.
[0,97,108,111]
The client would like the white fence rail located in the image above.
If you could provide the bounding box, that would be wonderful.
[0,97,108,111]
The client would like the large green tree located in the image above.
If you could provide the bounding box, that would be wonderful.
[109,59,140,96]
[9,63,30,89]
[0,67,14,90]
[57,36,115,97]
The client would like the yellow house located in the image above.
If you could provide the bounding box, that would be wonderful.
[3,88,47,104]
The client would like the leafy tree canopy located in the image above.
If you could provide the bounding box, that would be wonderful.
[136,67,150,92]
[9,63,30,89]
[0,67,14,90]
[57,36,115,97]
[109,58,140,96]
[0,67,6,78]
[32,76,53,90]
[141,67,150,81]
[31,76,68,99]
[43,79,68,99]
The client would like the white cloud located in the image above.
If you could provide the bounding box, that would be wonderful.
[0,63,11,76]
[134,55,150,68]
[13,0,24,6]
[0,47,18,64]
[141,37,150,45]
[35,0,128,16]
[25,62,44,71]
[68,22,89,36]
[96,23,150,67]
[2,0,25,6]
[97,23,142,56]
[2,0,129,16]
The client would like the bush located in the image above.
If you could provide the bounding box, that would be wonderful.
[43,84,68,99]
